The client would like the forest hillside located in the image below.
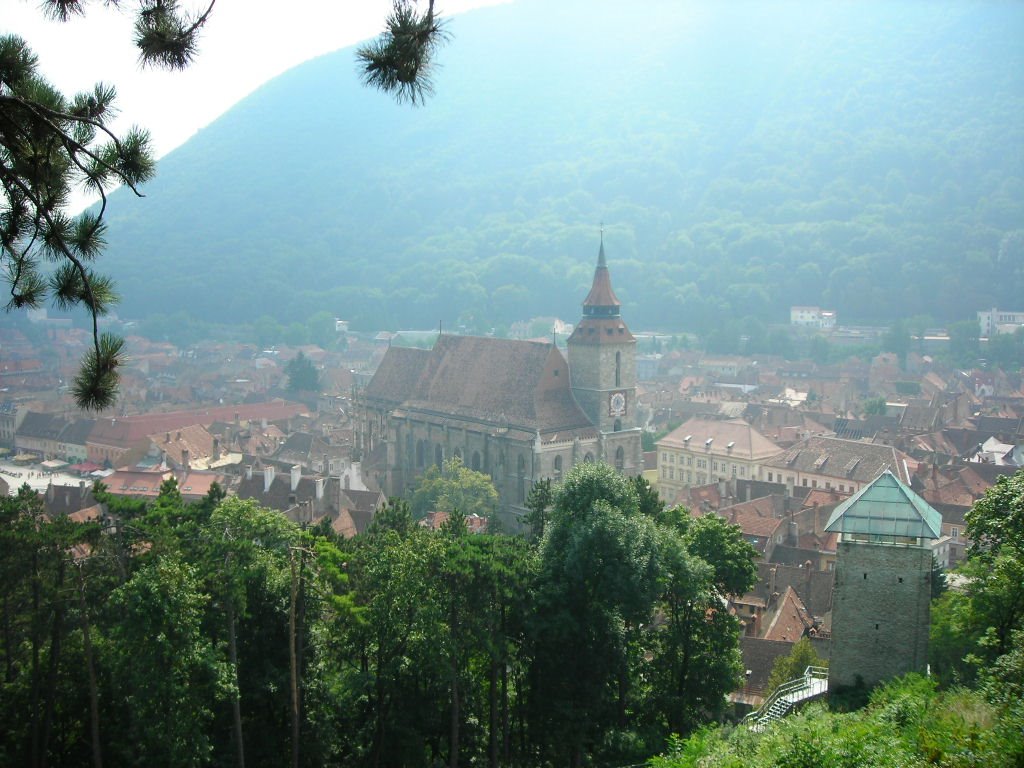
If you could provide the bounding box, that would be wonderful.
[101,0,1024,332]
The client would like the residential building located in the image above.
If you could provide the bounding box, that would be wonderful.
[655,417,782,501]
[760,435,911,495]
[790,306,837,329]
[978,307,1024,336]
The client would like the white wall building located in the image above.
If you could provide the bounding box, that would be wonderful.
[977,308,1024,337]
[790,306,837,329]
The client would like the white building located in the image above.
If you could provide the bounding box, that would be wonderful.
[977,308,1024,337]
[790,306,836,329]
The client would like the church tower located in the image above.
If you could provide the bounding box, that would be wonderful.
[567,237,637,433]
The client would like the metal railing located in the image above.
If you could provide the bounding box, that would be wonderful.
[740,665,828,731]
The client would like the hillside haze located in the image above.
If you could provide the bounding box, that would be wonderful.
[101,0,1024,333]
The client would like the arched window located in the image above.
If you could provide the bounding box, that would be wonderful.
[615,446,625,471]
[416,440,425,468]
[584,452,594,463]
[615,351,621,387]
[614,419,621,432]
[553,455,562,479]
[472,451,481,471]
[453,447,462,462]
[435,444,443,468]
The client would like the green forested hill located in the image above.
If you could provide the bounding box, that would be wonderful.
[101,0,1024,333]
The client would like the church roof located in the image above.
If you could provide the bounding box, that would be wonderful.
[395,335,594,433]
[364,346,431,405]
[582,240,622,311]
[824,470,942,540]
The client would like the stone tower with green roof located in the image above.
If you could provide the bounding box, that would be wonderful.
[825,471,942,691]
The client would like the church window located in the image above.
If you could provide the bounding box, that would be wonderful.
[435,444,443,468]
[472,451,481,471]
[554,455,563,478]
[454,447,462,461]
[615,352,621,386]
[416,440,425,468]
[584,452,594,463]
[614,419,621,432]
[553,369,559,376]
[615,446,625,471]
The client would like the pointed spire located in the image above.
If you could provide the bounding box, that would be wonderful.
[582,230,621,316]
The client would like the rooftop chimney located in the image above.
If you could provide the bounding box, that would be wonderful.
[291,465,301,492]
[245,464,253,481]
[315,477,324,500]
[181,448,190,471]
[264,465,275,494]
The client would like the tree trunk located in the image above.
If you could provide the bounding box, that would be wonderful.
[40,556,65,768]
[30,548,41,768]
[289,551,300,768]
[77,570,102,768]
[227,602,245,768]
[3,591,13,684]
[449,654,460,768]
[488,656,498,768]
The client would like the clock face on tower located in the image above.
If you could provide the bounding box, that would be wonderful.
[609,391,627,417]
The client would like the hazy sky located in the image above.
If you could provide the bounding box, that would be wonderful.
[5,0,507,159]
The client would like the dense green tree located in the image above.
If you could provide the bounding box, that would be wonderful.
[409,455,498,521]
[523,477,553,542]
[204,498,300,768]
[808,335,830,365]
[883,319,910,368]
[285,351,321,393]
[862,396,888,416]
[680,513,758,598]
[764,637,828,696]
[931,472,1024,686]
[529,463,661,765]
[105,555,225,767]
[966,468,1024,557]
[949,319,981,367]
[767,329,794,359]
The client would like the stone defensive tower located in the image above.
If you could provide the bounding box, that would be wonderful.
[825,471,942,691]
[566,237,637,434]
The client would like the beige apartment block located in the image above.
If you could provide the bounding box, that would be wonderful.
[656,418,782,502]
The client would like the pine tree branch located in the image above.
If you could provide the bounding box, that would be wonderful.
[0,94,150,199]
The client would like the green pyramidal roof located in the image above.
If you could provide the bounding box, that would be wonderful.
[825,470,942,540]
